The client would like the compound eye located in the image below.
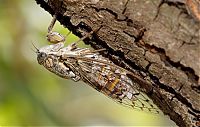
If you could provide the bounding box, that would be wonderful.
[37,52,47,65]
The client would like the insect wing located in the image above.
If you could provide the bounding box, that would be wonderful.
[73,54,159,113]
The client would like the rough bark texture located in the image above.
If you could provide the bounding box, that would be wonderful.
[35,0,200,126]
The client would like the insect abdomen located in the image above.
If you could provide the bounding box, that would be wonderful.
[106,78,120,91]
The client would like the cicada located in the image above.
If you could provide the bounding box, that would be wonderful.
[35,15,159,113]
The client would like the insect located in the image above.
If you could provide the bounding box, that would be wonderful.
[35,15,159,113]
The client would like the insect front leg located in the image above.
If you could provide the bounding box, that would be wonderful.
[48,15,57,33]
[46,15,66,44]
[67,27,102,51]
[62,29,99,51]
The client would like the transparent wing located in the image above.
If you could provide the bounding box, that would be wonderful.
[71,54,160,113]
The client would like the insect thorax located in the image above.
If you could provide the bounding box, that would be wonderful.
[39,52,81,82]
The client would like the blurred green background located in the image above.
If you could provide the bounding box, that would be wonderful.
[0,0,176,126]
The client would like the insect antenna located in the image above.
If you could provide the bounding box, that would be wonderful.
[31,42,39,53]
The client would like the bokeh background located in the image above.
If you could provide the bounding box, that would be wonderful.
[0,0,176,126]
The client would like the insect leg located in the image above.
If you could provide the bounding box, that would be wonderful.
[48,15,57,33]
[46,15,66,44]
[73,26,103,46]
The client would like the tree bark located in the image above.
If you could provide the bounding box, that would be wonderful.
[35,0,200,126]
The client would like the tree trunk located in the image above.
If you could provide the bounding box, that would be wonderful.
[35,0,200,126]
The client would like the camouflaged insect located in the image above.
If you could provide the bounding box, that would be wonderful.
[35,16,159,113]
